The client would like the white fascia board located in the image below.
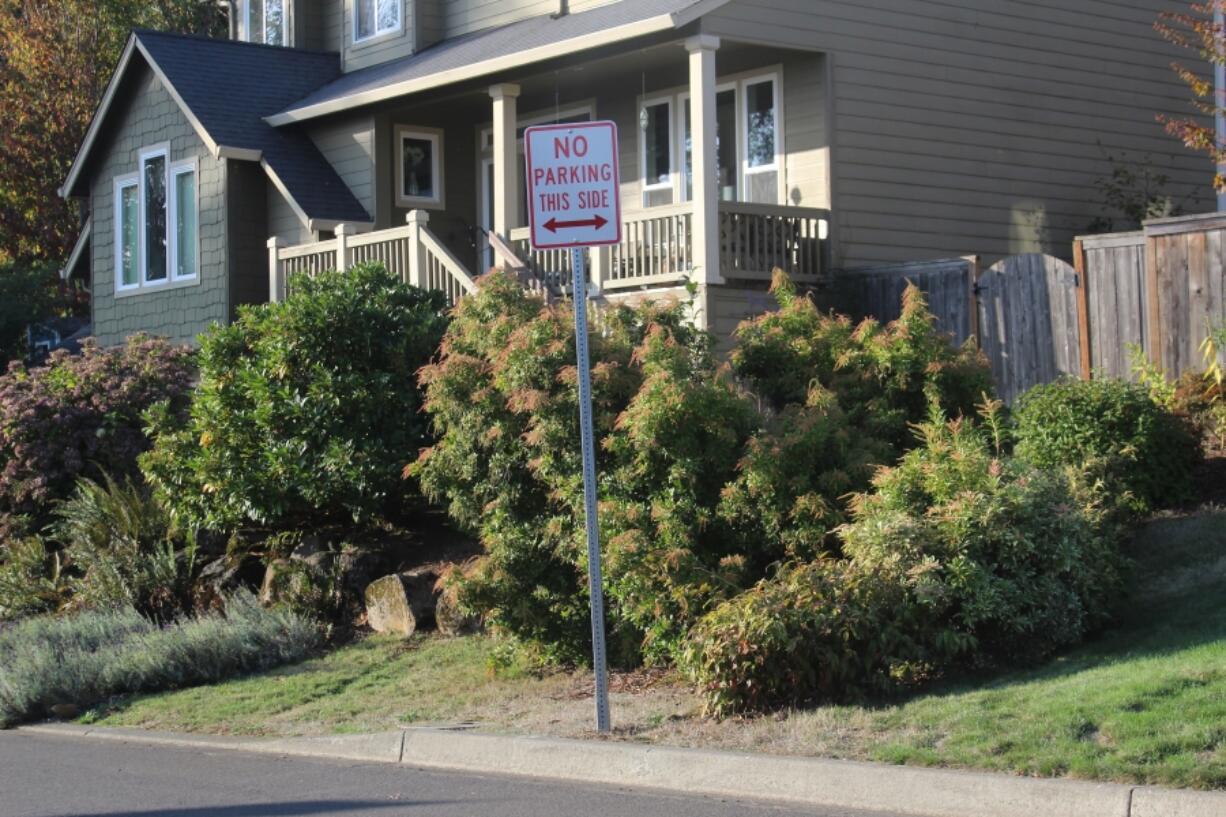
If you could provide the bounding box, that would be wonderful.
[265,4,732,127]
[61,216,92,281]
[59,35,224,199]
[216,145,264,161]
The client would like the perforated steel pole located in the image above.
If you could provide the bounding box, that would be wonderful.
[570,245,610,733]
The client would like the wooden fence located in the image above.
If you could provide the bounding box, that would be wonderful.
[1075,212,1226,381]
[827,212,1226,403]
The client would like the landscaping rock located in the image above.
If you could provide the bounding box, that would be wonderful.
[259,559,290,607]
[435,576,481,637]
[193,553,262,613]
[49,703,79,719]
[364,572,436,637]
[289,536,331,572]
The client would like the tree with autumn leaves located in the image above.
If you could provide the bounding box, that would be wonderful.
[1157,1,1226,193]
[0,1,226,265]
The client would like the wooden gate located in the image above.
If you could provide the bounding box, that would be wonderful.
[975,254,1082,404]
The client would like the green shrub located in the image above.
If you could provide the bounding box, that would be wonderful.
[142,262,448,530]
[731,275,992,450]
[0,535,67,620]
[50,474,196,621]
[1013,377,1201,511]
[681,558,929,716]
[842,412,1126,666]
[0,594,318,727]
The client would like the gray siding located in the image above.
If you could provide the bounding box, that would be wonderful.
[309,113,376,215]
[343,0,414,72]
[90,66,227,347]
[227,160,271,313]
[268,181,312,244]
[702,0,1216,266]
[414,0,444,49]
[442,0,557,38]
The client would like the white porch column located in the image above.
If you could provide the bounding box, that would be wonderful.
[406,209,429,289]
[489,83,522,240]
[267,236,286,303]
[335,223,352,271]
[686,35,723,293]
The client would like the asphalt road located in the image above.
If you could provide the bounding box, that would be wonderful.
[0,731,900,817]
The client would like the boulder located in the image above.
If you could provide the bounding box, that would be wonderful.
[289,535,332,572]
[365,571,436,637]
[258,559,290,607]
[434,575,482,637]
[193,553,262,613]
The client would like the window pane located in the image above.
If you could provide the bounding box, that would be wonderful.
[377,0,399,33]
[249,0,263,40]
[120,184,138,287]
[143,155,167,282]
[356,0,375,39]
[265,0,284,45]
[746,80,776,168]
[644,103,670,186]
[682,90,736,201]
[402,137,434,199]
[175,171,197,278]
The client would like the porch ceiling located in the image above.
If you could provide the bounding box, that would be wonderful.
[266,0,734,126]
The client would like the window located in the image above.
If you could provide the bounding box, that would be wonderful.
[681,87,737,203]
[171,163,198,280]
[247,0,285,46]
[114,176,139,290]
[395,126,443,208]
[114,147,198,295]
[141,149,168,284]
[355,0,400,42]
[640,98,673,206]
[742,76,780,204]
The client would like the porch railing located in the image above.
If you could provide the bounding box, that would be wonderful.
[268,211,477,307]
[500,202,830,292]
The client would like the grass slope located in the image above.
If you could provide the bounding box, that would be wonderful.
[87,509,1226,789]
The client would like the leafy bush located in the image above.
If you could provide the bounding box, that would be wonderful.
[681,558,928,716]
[0,334,194,521]
[685,410,1128,715]
[731,275,992,450]
[50,474,196,621]
[1013,377,1201,511]
[842,411,1126,665]
[0,594,319,728]
[142,263,448,530]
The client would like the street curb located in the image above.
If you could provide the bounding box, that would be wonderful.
[18,723,1226,817]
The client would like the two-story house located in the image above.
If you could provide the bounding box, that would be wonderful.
[60,0,1213,347]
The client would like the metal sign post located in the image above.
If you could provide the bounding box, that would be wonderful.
[523,121,622,733]
[569,245,610,733]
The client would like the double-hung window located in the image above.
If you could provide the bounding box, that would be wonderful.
[640,97,674,207]
[742,76,781,204]
[115,147,198,294]
[355,0,400,42]
[247,0,286,45]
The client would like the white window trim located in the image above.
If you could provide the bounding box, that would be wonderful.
[740,72,784,203]
[113,173,139,294]
[353,0,401,44]
[395,125,444,209]
[246,0,288,46]
[638,95,675,204]
[169,158,200,283]
[138,144,169,287]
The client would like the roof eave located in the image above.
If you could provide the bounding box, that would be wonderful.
[267,0,732,127]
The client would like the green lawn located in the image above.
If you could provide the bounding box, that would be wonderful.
[86,509,1226,789]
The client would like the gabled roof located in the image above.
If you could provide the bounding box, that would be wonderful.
[268,0,731,125]
[61,31,371,228]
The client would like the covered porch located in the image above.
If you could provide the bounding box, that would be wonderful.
[269,19,834,329]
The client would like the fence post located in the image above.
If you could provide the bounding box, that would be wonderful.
[406,210,429,289]
[590,246,609,292]
[335,223,352,272]
[267,236,286,303]
[1072,239,1092,380]
[963,254,981,347]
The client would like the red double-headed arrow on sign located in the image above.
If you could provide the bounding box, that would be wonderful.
[543,214,609,233]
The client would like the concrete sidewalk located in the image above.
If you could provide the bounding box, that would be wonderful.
[18,722,1225,817]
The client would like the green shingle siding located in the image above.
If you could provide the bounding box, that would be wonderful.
[91,66,228,347]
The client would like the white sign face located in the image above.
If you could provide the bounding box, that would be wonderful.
[524,121,622,250]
